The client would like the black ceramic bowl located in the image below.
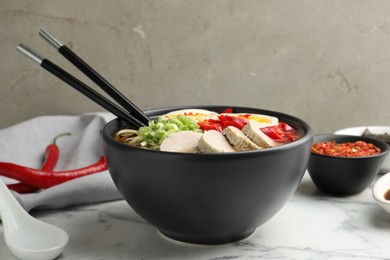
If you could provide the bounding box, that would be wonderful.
[308,134,390,196]
[102,106,313,244]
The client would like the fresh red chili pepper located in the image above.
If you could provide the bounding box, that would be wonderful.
[41,133,70,171]
[41,143,59,171]
[6,182,40,193]
[1,156,107,189]
[7,133,71,193]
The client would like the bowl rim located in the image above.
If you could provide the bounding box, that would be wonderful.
[102,105,313,156]
[310,134,390,160]
[373,172,390,205]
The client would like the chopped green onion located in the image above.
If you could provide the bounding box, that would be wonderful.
[134,114,203,150]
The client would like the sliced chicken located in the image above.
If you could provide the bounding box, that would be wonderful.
[160,131,203,153]
[224,126,261,151]
[242,120,281,148]
[199,130,236,153]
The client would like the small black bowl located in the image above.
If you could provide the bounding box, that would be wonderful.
[308,134,389,196]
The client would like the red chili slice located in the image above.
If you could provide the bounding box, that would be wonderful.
[197,121,223,132]
[278,122,293,131]
[241,114,251,118]
[218,115,248,130]
[222,108,233,113]
[261,126,284,142]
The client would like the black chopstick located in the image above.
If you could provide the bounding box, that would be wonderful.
[16,44,145,128]
[39,28,150,126]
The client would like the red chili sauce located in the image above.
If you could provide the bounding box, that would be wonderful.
[311,140,381,157]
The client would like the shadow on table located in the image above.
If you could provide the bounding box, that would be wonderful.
[295,174,325,197]
[37,200,246,260]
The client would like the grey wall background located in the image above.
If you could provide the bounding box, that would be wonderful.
[1,0,390,133]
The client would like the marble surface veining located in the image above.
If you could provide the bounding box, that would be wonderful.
[1,173,390,260]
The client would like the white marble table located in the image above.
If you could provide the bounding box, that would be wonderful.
[1,172,389,260]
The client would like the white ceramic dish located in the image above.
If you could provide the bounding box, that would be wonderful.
[372,172,390,214]
[335,126,390,172]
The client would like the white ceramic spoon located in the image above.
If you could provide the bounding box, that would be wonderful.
[0,179,68,260]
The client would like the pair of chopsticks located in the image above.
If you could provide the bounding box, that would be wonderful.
[17,29,150,128]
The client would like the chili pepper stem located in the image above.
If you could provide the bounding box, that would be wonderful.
[53,132,71,144]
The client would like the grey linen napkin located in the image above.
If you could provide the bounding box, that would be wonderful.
[0,113,123,212]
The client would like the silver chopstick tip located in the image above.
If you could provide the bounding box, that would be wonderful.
[17,44,44,65]
[39,28,63,49]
